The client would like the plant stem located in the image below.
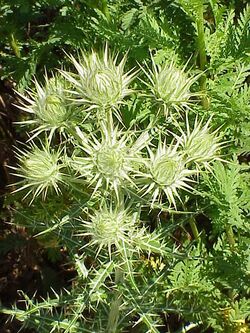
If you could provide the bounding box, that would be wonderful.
[183,204,200,241]
[196,5,207,72]
[99,107,113,135]
[107,267,123,333]
[10,33,21,58]
[196,4,209,108]
[225,225,236,251]
[189,217,199,241]
[101,0,111,22]
[67,126,84,144]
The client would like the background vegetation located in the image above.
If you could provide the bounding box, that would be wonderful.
[0,1,249,332]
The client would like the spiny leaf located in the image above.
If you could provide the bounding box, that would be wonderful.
[89,261,114,296]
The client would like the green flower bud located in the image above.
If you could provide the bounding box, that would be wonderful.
[178,116,225,168]
[17,74,75,139]
[82,204,137,255]
[71,126,148,199]
[61,46,137,114]
[139,140,195,208]
[12,143,65,202]
[142,59,201,116]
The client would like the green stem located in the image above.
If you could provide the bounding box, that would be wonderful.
[106,108,113,133]
[101,0,111,22]
[196,4,209,108]
[225,225,236,251]
[99,107,113,134]
[196,5,207,71]
[189,217,199,241]
[10,33,21,58]
[107,267,123,333]
[183,204,200,241]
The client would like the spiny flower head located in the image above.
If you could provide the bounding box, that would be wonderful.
[62,46,137,113]
[81,204,138,255]
[178,116,225,169]
[17,74,75,139]
[71,126,148,199]
[142,59,201,115]
[138,140,196,208]
[12,142,65,202]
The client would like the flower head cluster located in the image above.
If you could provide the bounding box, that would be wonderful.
[17,74,75,139]
[12,46,225,214]
[12,142,65,202]
[142,59,201,115]
[62,46,137,113]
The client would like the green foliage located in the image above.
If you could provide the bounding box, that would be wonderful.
[202,161,250,233]
[168,252,222,326]
[207,62,250,154]
[1,1,250,333]
[0,0,99,89]
[206,3,250,66]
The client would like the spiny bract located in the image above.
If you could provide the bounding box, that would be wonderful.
[71,125,148,199]
[16,74,75,140]
[61,45,137,114]
[142,58,202,116]
[80,204,138,256]
[138,139,196,208]
[12,142,65,202]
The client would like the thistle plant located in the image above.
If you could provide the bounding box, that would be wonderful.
[138,139,196,208]
[61,45,137,122]
[80,203,139,256]
[142,58,202,116]
[16,74,77,140]
[177,115,225,169]
[11,142,66,202]
[4,45,241,333]
[71,125,148,199]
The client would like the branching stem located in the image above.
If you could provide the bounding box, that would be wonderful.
[107,267,123,333]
